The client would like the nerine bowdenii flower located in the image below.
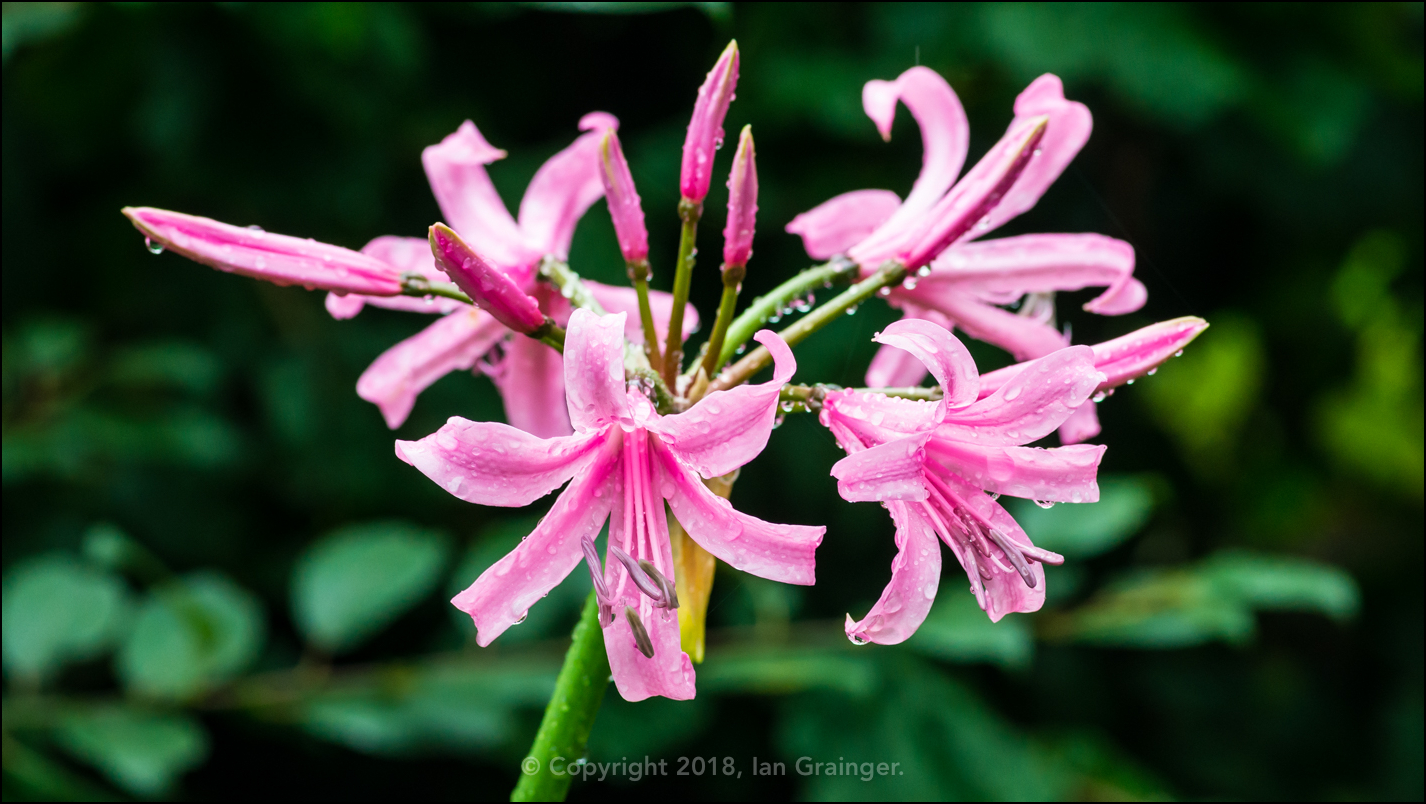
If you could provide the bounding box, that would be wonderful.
[396,309,823,700]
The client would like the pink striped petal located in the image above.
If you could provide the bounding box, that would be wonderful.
[122,207,403,296]
[820,389,941,446]
[975,74,1093,237]
[493,334,573,439]
[450,434,621,646]
[655,442,822,585]
[925,233,1144,316]
[584,281,700,346]
[938,471,1046,622]
[356,308,507,429]
[845,501,942,645]
[926,439,1104,502]
[898,286,1067,362]
[1058,403,1102,445]
[722,125,758,268]
[648,330,793,479]
[681,41,739,203]
[421,121,533,269]
[394,418,604,507]
[939,346,1102,446]
[874,318,980,410]
[564,309,631,433]
[830,433,931,503]
[786,189,901,260]
[518,112,620,262]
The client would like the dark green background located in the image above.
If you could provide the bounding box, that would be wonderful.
[3,3,1421,800]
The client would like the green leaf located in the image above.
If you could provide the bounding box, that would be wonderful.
[52,708,208,798]
[107,341,223,396]
[1204,550,1360,621]
[293,521,449,653]
[698,644,878,696]
[2,554,131,683]
[116,572,265,699]
[1007,475,1157,559]
[908,589,1034,669]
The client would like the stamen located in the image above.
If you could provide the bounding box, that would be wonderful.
[609,544,666,604]
[987,528,1036,589]
[625,606,655,658]
[581,536,611,602]
[639,558,680,609]
[1019,543,1065,566]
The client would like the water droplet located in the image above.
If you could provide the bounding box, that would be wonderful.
[917,266,931,277]
[989,492,1001,501]
[513,611,528,624]
[1174,350,1184,357]
[1003,385,1022,401]
[845,306,858,316]
[246,225,266,238]
[848,634,869,646]
[1126,379,1135,385]
[878,287,892,297]
[1092,391,1108,403]
[1034,500,1055,509]
[1147,368,1157,376]
[144,238,165,255]
[923,582,937,599]
[772,414,786,429]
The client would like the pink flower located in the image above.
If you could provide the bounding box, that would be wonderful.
[722,125,758,271]
[787,70,1147,415]
[681,40,740,205]
[396,309,823,701]
[819,318,1106,641]
[598,129,649,267]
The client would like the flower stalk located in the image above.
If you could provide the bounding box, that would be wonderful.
[714,257,858,373]
[662,204,701,386]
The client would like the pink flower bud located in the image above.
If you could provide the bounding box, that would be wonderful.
[122,207,404,296]
[428,223,546,334]
[680,40,740,204]
[598,130,649,266]
[722,125,758,270]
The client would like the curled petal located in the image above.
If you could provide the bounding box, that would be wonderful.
[357,309,507,429]
[926,439,1104,502]
[975,74,1094,236]
[830,433,931,503]
[421,121,532,269]
[786,189,901,260]
[122,207,403,296]
[874,318,980,411]
[865,341,930,389]
[940,346,1102,446]
[656,441,822,585]
[451,435,621,646]
[519,112,620,262]
[925,234,1144,316]
[429,224,546,334]
[722,125,758,268]
[899,286,1068,362]
[846,502,942,645]
[649,330,794,478]
[1057,403,1102,445]
[681,41,739,203]
[492,334,573,439]
[564,309,631,433]
[395,417,604,507]
[584,282,699,346]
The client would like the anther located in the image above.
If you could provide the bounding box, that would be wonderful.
[987,528,1036,589]
[609,545,666,604]
[625,606,655,658]
[638,559,680,609]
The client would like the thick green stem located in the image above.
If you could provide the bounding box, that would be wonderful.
[700,280,741,379]
[662,203,701,387]
[715,257,858,372]
[709,261,908,393]
[630,267,662,373]
[510,591,611,802]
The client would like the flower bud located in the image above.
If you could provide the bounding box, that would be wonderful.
[598,129,649,267]
[680,40,739,205]
[428,223,546,334]
[722,125,758,273]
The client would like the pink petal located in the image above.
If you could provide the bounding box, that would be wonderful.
[845,501,942,645]
[647,330,793,479]
[356,309,507,429]
[851,68,971,260]
[564,309,631,433]
[926,439,1104,502]
[975,74,1093,237]
[874,318,980,410]
[820,389,941,447]
[898,286,1068,362]
[865,342,930,388]
[655,440,822,585]
[830,433,931,503]
[492,334,573,438]
[785,189,901,260]
[518,112,620,261]
[395,417,604,506]
[939,346,1102,446]
[450,434,621,646]
[681,41,739,203]
[584,281,700,346]
[1058,403,1101,445]
[122,207,403,296]
[937,472,1046,621]
[430,224,547,334]
[925,233,1144,316]
[421,121,533,269]
[325,293,367,320]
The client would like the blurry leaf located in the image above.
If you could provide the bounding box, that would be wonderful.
[107,341,223,396]
[81,523,171,584]
[1048,549,1359,648]
[0,732,121,801]
[1140,314,1265,474]
[1007,474,1158,558]
[587,693,711,763]
[447,518,590,643]
[301,659,556,755]
[117,572,265,699]
[2,554,131,683]
[10,317,89,378]
[1,3,84,63]
[699,643,878,696]
[2,406,243,483]
[1045,730,1174,801]
[294,521,449,653]
[908,590,1033,669]
[52,707,208,798]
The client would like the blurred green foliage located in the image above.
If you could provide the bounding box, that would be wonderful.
[2,2,1421,801]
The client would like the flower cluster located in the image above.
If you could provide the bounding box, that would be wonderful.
[124,42,1206,701]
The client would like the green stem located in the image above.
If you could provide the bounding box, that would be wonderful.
[709,261,908,393]
[531,320,566,354]
[538,257,607,315]
[662,202,701,387]
[400,274,472,304]
[630,268,662,373]
[511,591,611,802]
[700,280,741,379]
[714,257,858,373]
